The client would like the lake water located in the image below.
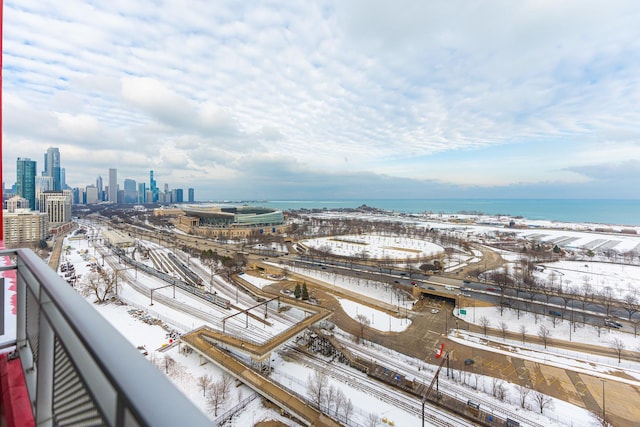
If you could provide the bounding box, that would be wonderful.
[253,199,640,226]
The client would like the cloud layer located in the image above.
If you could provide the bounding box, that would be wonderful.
[3,0,640,199]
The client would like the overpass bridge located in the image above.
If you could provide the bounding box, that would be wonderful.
[181,304,338,427]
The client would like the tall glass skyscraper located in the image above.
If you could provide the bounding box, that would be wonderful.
[150,170,158,203]
[96,176,103,201]
[17,157,37,210]
[44,147,61,191]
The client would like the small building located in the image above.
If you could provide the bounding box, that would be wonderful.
[102,229,135,248]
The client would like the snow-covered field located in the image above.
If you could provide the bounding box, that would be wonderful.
[302,234,443,259]
[78,222,634,426]
[6,214,640,426]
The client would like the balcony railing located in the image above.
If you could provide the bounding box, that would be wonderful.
[0,248,211,427]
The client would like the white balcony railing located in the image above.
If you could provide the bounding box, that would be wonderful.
[0,248,211,427]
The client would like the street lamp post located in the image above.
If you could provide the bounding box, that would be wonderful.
[601,379,606,423]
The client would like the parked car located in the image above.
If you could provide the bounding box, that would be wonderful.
[486,287,497,291]
[605,319,623,328]
[431,309,439,314]
[549,310,562,317]
[427,286,436,290]
[464,358,475,365]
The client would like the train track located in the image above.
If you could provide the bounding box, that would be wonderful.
[281,346,473,427]
[339,335,546,427]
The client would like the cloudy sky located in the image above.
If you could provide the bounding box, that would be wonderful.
[3,0,640,200]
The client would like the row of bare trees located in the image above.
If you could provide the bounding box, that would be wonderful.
[197,373,235,417]
[306,370,354,422]
[484,262,640,324]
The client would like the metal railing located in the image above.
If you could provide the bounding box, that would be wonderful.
[0,248,211,427]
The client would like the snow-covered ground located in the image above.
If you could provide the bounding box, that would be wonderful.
[77,222,631,426]
[303,234,444,259]
[5,214,639,426]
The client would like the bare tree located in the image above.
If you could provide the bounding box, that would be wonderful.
[517,385,531,409]
[79,271,117,303]
[163,355,176,374]
[479,316,491,336]
[537,325,551,349]
[519,324,527,344]
[355,314,371,344]
[307,370,329,409]
[366,412,380,427]
[342,398,354,420]
[610,337,625,363]
[207,381,225,417]
[532,389,553,414]
[498,321,509,340]
[623,294,640,321]
[197,374,212,397]
[631,319,640,338]
[333,388,346,418]
[491,378,507,401]
[220,372,234,400]
[594,321,603,338]
[325,385,337,414]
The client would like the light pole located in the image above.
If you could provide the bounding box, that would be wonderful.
[114,266,138,295]
[601,379,606,423]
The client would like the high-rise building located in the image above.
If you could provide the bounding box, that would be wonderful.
[150,170,158,203]
[44,147,61,191]
[85,185,99,204]
[108,168,118,203]
[138,183,147,204]
[35,176,53,211]
[124,179,137,204]
[39,190,72,227]
[72,187,81,205]
[96,176,103,201]
[61,168,67,190]
[188,188,194,203]
[173,189,183,203]
[16,158,37,210]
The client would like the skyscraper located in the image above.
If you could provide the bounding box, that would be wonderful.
[138,183,147,204]
[150,170,158,203]
[44,147,61,191]
[108,168,118,203]
[188,188,194,203]
[96,176,103,201]
[16,158,37,210]
[124,179,137,204]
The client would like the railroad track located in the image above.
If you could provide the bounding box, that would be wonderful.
[281,346,472,427]
[341,335,546,427]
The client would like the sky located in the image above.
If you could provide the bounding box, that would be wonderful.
[2,0,640,200]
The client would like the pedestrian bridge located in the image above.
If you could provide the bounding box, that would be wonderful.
[181,305,340,426]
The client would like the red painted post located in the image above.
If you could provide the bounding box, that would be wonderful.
[0,0,4,242]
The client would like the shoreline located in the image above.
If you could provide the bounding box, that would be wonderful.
[198,198,640,228]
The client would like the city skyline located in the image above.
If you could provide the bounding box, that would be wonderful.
[2,1,640,200]
[7,146,190,206]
